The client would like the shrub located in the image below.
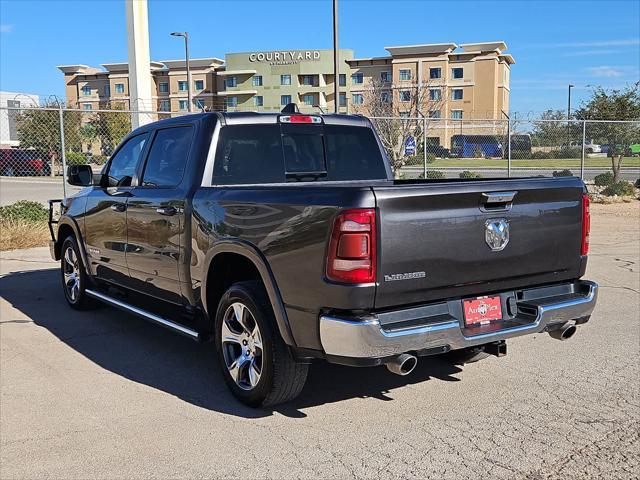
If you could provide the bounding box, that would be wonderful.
[459,170,483,179]
[65,151,88,166]
[552,169,574,177]
[91,155,108,165]
[594,171,615,187]
[531,151,551,159]
[403,155,422,166]
[419,170,445,179]
[510,151,531,159]
[473,146,483,158]
[0,200,49,223]
[548,148,581,159]
[601,181,635,197]
[425,153,437,164]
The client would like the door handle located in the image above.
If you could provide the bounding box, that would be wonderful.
[156,206,177,216]
[110,203,127,212]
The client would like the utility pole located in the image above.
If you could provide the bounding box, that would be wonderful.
[567,84,574,144]
[126,0,153,127]
[333,0,339,114]
[171,32,192,113]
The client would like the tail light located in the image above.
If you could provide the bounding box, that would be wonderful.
[326,209,377,284]
[581,193,590,256]
[279,115,322,124]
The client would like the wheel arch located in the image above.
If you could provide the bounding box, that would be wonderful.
[201,240,296,347]
[56,217,91,275]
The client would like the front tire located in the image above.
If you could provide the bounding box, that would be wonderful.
[214,281,308,407]
[60,236,96,310]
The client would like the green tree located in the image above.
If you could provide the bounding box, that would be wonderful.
[575,83,640,181]
[530,109,577,147]
[90,102,132,156]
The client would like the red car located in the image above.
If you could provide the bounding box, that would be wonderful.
[0,148,52,176]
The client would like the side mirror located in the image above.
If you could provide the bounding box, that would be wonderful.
[67,164,94,186]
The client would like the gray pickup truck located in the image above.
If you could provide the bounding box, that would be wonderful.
[49,111,598,407]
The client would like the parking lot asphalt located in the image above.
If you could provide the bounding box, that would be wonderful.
[1,202,638,479]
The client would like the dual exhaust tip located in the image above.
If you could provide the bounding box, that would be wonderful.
[386,353,418,376]
[386,323,577,376]
[548,323,577,341]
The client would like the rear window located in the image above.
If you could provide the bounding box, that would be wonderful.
[212,123,387,185]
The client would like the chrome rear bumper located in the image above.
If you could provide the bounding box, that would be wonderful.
[320,280,598,358]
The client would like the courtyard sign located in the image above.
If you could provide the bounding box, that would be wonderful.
[248,50,321,65]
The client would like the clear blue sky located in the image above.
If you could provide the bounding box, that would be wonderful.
[1,0,638,114]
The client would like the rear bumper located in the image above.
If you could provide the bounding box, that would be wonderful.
[320,280,598,359]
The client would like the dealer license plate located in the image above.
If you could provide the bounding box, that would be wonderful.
[463,295,502,326]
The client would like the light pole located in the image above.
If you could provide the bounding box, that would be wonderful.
[567,84,574,144]
[171,31,192,113]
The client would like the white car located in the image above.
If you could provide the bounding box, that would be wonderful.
[569,140,602,154]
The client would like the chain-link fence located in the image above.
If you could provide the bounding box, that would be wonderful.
[1,105,638,210]
[369,116,640,181]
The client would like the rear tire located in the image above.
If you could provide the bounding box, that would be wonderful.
[214,281,308,407]
[60,236,96,310]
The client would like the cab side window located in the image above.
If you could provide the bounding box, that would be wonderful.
[106,133,149,186]
[141,126,193,187]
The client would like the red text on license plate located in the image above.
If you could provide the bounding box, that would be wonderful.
[463,296,502,325]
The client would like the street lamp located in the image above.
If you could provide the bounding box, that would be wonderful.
[171,31,192,113]
[566,84,575,145]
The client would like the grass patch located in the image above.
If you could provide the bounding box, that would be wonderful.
[404,157,640,169]
[0,220,50,251]
[0,201,50,251]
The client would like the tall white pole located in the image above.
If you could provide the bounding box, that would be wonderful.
[126,0,153,127]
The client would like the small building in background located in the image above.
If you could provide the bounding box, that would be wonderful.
[0,91,40,147]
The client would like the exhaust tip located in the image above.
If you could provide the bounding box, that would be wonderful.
[549,323,577,341]
[386,353,418,376]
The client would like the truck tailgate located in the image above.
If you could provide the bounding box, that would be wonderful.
[373,177,586,309]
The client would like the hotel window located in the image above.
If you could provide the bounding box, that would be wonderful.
[429,68,442,79]
[254,96,263,107]
[339,92,346,107]
[104,85,111,97]
[226,77,237,88]
[429,89,441,101]
[352,93,364,105]
[452,89,463,100]
[81,85,91,96]
[302,75,315,86]
[115,83,125,94]
[159,100,170,111]
[451,110,463,119]
[226,97,238,108]
[178,81,188,91]
[194,80,204,90]
[380,71,391,83]
[281,94,292,105]
[252,75,263,87]
[399,69,412,81]
[195,99,205,109]
[281,75,291,86]
[399,90,411,102]
[339,74,346,86]
[399,112,409,118]
[351,73,363,85]
[452,68,463,79]
[380,91,390,103]
[302,94,314,106]
[158,82,169,93]
[428,110,441,119]
[82,103,92,111]
[179,100,189,110]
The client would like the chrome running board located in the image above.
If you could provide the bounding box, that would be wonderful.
[85,289,200,340]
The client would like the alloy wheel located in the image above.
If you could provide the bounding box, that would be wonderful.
[63,245,80,302]
[221,302,263,390]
